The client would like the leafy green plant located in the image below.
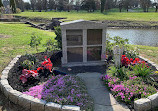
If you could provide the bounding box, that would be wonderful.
[106,35,114,56]
[29,34,42,52]
[106,35,129,59]
[116,67,129,81]
[108,66,118,76]
[132,64,152,79]
[21,60,34,70]
[108,66,128,81]
[54,26,62,49]
[43,38,57,52]
[25,53,36,64]
[112,36,129,47]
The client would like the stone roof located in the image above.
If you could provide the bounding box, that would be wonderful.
[61,20,106,29]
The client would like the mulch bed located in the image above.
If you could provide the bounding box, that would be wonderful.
[8,51,107,92]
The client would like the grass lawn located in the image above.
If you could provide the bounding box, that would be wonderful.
[14,10,158,22]
[0,22,55,75]
[131,45,158,65]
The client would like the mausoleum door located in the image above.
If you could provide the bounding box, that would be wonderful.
[66,29,83,63]
[87,29,102,61]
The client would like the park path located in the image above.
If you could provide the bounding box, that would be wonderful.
[77,72,130,111]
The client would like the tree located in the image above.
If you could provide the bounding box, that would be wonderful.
[153,0,158,12]
[66,0,74,12]
[57,0,64,11]
[123,0,132,12]
[0,0,3,7]
[118,1,123,12]
[42,0,47,11]
[24,2,31,10]
[75,0,81,12]
[15,0,24,12]
[139,0,151,12]
[101,0,106,13]
[48,0,55,10]
[105,0,115,10]
[30,0,36,12]
[82,0,96,12]
[10,0,16,13]
[36,0,42,12]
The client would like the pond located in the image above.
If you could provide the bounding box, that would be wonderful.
[107,28,158,47]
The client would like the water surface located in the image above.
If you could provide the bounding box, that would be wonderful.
[107,28,158,46]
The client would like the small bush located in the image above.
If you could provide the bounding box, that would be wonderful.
[29,34,42,52]
[54,26,62,49]
[16,8,21,13]
[43,38,57,52]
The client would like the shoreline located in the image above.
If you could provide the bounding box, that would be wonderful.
[14,16,158,29]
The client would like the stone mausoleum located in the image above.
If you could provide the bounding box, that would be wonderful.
[61,20,106,66]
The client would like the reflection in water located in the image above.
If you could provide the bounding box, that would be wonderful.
[107,28,158,47]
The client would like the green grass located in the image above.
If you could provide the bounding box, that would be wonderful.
[133,8,156,12]
[130,45,158,65]
[0,22,55,74]
[13,10,158,22]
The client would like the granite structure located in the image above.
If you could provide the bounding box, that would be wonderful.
[61,20,107,66]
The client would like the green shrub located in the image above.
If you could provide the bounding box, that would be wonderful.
[16,8,21,13]
[106,35,129,59]
[54,26,62,49]
[43,38,57,52]
[29,34,42,52]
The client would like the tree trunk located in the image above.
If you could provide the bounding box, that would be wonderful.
[155,6,158,12]
[101,0,106,13]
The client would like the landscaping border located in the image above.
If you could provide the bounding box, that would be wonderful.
[134,56,158,111]
[0,55,80,111]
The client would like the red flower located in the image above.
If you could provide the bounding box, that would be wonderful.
[130,58,133,62]
[20,69,38,83]
[41,57,53,72]
[37,67,43,71]
[121,55,131,66]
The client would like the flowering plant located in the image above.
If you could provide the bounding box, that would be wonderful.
[20,69,38,83]
[41,56,52,72]
[101,74,157,104]
[23,75,94,110]
[121,55,149,67]
[20,56,53,84]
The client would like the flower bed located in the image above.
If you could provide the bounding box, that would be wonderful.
[101,55,157,107]
[23,75,93,110]
[7,52,94,110]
